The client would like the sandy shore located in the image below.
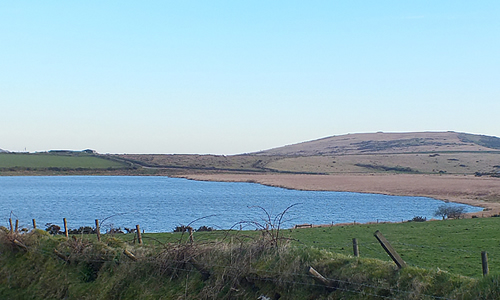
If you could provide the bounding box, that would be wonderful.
[178,173,500,218]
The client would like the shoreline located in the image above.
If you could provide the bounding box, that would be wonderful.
[176,173,500,219]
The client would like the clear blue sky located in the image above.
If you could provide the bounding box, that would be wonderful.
[1,1,499,154]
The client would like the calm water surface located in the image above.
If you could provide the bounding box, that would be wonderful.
[0,176,482,232]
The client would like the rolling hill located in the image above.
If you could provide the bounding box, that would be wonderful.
[2,132,499,176]
[115,131,500,176]
[253,131,500,156]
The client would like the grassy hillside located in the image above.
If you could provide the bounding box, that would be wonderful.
[2,221,500,299]
[262,152,500,175]
[115,152,500,176]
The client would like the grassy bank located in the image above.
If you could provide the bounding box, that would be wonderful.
[1,227,500,299]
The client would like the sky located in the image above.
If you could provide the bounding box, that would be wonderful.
[1,1,499,154]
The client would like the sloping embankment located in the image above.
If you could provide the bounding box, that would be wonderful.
[1,228,499,299]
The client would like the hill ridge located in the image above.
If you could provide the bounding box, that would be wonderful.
[254,131,500,156]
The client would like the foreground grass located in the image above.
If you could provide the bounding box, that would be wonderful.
[2,228,500,299]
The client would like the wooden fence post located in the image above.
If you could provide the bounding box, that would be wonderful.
[95,219,101,242]
[136,225,142,244]
[54,249,68,262]
[188,227,194,243]
[123,249,138,261]
[32,219,37,229]
[353,238,359,257]
[9,218,13,233]
[13,239,28,251]
[63,218,69,238]
[308,267,337,290]
[482,251,489,276]
[374,230,406,269]
[15,219,19,232]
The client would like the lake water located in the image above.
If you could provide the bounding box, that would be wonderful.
[0,176,482,232]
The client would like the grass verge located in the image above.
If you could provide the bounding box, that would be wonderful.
[2,224,500,299]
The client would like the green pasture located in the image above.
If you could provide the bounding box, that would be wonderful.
[99,217,500,278]
[0,153,128,169]
[288,218,500,278]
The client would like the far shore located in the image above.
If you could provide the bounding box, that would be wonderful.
[176,173,500,219]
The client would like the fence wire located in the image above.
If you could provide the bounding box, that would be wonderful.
[1,235,464,300]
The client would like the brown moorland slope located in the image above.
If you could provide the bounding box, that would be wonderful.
[115,131,500,176]
[254,131,500,155]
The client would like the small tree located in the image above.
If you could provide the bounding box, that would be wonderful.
[434,205,465,220]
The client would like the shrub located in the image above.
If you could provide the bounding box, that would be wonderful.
[410,216,426,222]
[45,223,62,235]
[173,225,192,233]
[196,226,214,232]
[434,205,465,220]
[68,226,96,234]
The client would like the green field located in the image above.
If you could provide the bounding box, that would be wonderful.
[288,218,500,278]
[80,217,500,278]
[0,153,128,170]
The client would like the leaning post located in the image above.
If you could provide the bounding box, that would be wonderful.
[374,230,406,269]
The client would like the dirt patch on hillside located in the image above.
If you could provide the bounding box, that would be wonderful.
[178,173,500,218]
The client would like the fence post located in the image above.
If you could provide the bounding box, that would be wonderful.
[136,225,142,244]
[123,249,138,261]
[13,239,28,251]
[63,218,69,238]
[54,249,68,262]
[374,230,406,269]
[308,267,336,290]
[15,219,19,232]
[482,251,489,276]
[353,238,359,257]
[32,219,37,229]
[95,219,101,242]
[9,218,13,233]
[188,227,194,243]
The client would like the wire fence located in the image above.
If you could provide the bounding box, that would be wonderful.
[2,216,498,299]
[2,237,460,300]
